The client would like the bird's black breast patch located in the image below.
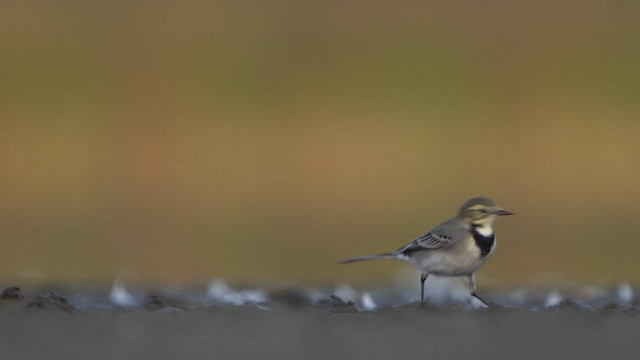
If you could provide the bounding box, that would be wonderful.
[471,227,495,257]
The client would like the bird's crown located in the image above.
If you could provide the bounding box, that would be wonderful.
[457,197,513,222]
[459,197,496,212]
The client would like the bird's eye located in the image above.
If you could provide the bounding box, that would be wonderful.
[479,209,488,213]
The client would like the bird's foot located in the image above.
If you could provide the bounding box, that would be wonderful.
[471,292,490,308]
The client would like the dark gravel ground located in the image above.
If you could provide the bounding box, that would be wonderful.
[1,284,639,360]
[1,306,638,360]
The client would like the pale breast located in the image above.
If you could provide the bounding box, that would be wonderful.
[410,236,496,276]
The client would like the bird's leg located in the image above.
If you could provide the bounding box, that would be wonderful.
[420,273,429,302]
[468,273,478,294]
[467,273,489,307]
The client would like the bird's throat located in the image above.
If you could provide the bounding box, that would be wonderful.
[471,224,495,257]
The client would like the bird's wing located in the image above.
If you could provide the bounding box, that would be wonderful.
[396,232,452,253]
[396,218,464,254]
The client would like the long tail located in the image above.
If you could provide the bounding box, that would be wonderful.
[339,253,399,264]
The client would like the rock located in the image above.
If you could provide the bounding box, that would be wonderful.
[143,295,182,311]
[313,295,358,313]
[546,298,589,311]
[0,286,24,302]
[26,292,75,312]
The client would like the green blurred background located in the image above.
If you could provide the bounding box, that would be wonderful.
[1,0,639,286]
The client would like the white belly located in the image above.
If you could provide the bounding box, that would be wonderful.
[409,239,496,276]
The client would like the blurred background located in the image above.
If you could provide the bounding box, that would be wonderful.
[0,0,639,287]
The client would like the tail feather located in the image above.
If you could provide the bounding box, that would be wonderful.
[339,253,398,264]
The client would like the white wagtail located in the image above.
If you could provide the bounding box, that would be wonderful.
[340,197,513,306]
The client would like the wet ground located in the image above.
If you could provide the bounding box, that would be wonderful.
[1,282,639,359]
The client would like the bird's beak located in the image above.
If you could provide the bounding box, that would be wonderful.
[494,208,514,216]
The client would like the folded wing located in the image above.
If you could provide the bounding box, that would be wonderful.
[396,231,453,254]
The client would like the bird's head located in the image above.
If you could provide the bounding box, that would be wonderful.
[458,197,513,227]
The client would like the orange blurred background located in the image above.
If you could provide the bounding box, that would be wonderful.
[1,0,639,285]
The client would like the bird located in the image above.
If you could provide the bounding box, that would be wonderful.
[340,197,513,306]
